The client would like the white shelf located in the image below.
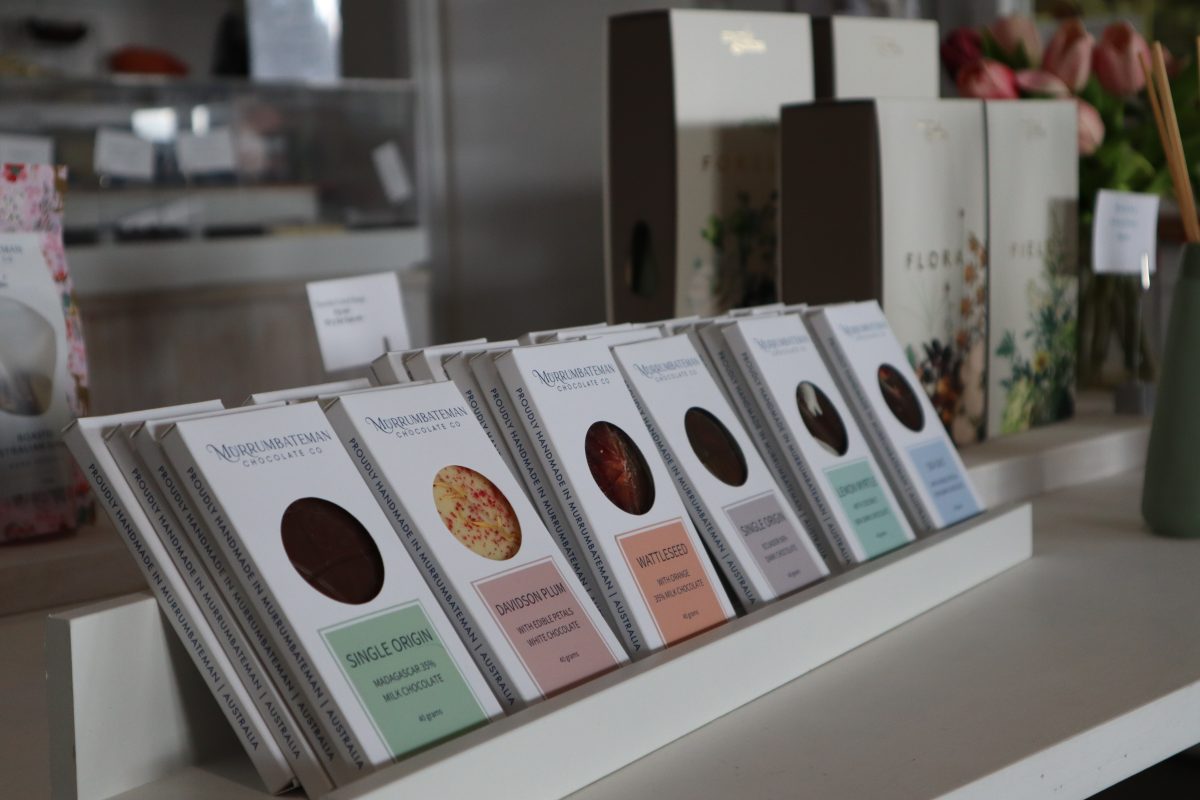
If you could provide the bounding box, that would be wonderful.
[67,185,320,232]
[0,520,143,617]
[573,470,1191,800]
[67,228,430,297]
[4,405,1157,800]
[47,504,1032,800]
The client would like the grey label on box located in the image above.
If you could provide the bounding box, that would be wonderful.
[724,492,822,594]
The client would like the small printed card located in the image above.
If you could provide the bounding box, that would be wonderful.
[0,133,53,166]
[93,129,155,180]
[307,272,409,372]
[372,142,413,204]
[1092,189,1159,276]
[175,128,237,176]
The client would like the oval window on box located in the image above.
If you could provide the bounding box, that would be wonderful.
[795,381,849,457]
[281,497,384,605]
[585,420,655,515]
[877,363,925,433]
[432,464,522,560]
[684,407,748,487]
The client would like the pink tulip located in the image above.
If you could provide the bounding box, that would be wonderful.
[988,15,1042,66]
[941,27,983,78]
[1076,99,1105,155]
[1042,18,1094,92]
[1092,21,1151,96]
[1016,69,1071,97]
[956,58,1019,100]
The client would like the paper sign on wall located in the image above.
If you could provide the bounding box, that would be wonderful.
[372,142,412,204]
[306,272,409,372]
[94,129,155,180]
[1093,189,1159,275]
[0,134,53,166]
[175,128,237,176]
[247,0,341,83]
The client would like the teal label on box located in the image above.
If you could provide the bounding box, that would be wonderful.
[321,603,488,758]
[907,438,980,525]
[824,459,908,558]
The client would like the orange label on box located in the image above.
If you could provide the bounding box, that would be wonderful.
[616,519,727,645]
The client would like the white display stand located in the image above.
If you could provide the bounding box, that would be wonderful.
[45,395,1153,800]
[47,502,1031,800]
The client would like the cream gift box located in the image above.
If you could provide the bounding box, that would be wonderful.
[780,98,988,445]
[578,327,663,346]
[518,323,621,346]
[495,340,735,658]
[612,334,828,607]
[535,324,636,344]
[326,382,629,708]
[811,16,939,100]
[103,412,334,796]
[245,379,370,406]
[404,340,516,382]
[133,407,358,786]
[468,350,605,619]
[806,302,984,532]
[1,230,90,541]
[62,405,300,795]
[722,314,915,565]
[693,318,816,554]
[606,9,814,322]
[441,347,529,501]
[160,402,502,781]
[984,99,1078,437]
[369,339,486,385]
[655,315,702,336]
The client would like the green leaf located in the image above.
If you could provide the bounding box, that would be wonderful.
[979,29,1024,70]
[1013,41,1033,70]
[996,330,1016,358]
[1080,77,1104,107]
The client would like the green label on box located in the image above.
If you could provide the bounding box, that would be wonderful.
[321,602,488,758]
[824,459,908,559]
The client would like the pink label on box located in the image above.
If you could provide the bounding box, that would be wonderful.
[473,558,620,697]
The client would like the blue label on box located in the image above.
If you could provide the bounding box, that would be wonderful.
[906,439,980,526]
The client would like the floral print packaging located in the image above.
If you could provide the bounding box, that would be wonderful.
[984,100,1077,436]
[780,99,988,445]
[0,164,92,541]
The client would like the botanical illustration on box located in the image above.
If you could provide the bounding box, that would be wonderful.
[903,227,988,447]
[993,215,1077,434]
[678,124,779,316]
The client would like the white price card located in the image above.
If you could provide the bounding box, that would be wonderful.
[175,128,237,176]
[306,272,409,372]
[93,129,155,180]
[1092,189,1159,275]
[0,133,53,166]
[372,141,413,204]
[247,0,340,83]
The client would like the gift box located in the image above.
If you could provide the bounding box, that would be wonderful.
[606,9,814,323]
[983,100,1078,436]
[780,99,988,445]
[0,164,92,540]
[811,16,939,100]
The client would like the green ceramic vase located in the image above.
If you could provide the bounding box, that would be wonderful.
[1143,243,1200,537]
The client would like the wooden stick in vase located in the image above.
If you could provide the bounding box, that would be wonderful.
[1142,51,1185,239]
[1141,53,1171,177]
[1151,43,1200,242]
[1140,52,1189,241]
